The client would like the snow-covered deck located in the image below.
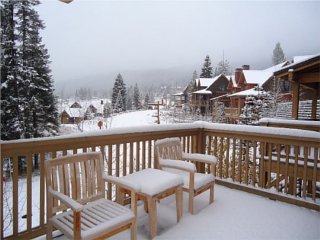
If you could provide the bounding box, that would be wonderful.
[37,185,320,240]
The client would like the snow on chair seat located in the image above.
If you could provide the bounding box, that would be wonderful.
[50,198,134,240]
[45,152,139,240]
[155,137,217,214]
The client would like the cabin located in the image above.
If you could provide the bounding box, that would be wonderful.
[190,74,229,115]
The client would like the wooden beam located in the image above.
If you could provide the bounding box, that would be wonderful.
[291,80,299,120]
[297,72,320,84]
[311,84,319,120]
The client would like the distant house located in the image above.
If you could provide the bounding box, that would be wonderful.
[70,101,82,108]
[61,108,84,124]
[222,62,289,123]
[190,74,229,115]
[59,98,109,124]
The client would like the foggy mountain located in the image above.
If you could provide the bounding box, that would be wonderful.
[54,66,193,99]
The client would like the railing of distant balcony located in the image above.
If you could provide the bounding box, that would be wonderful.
[1,122,319,239]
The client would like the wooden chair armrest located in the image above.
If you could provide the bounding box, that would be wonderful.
[160,159,196,173]
[182,152,217,165]
[103,174,140,193]
[48,188,83,212]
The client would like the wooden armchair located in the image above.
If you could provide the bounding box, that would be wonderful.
[155,137,217,214]
[45,152,139,240]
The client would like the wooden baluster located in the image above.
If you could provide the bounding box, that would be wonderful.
[142,141,146,170]
[148,140,152,168]
[226,138,230,179]
[123,143,127,176]
[116,144,120,177]
[267,143,272,189]
[293,146,299,196]
[219,137,223,178]
[312,147,318,201]
[252,141,257,186]
[232,138,236,182]
[284,145,289,194]
[238,140,242,183]
[276,144,281,192]
[136,141,140,171]
[259,143,265,188]
[302,146,308,199]
[130,142,134,174]
[245,141,249,185]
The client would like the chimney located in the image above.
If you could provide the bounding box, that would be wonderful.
[242,65,250,70]
[235,68,242,85]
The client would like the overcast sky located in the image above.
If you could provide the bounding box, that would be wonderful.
[37,0,320,83]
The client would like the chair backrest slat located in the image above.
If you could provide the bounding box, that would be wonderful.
[45,152,104,214]
[155,138,183,165]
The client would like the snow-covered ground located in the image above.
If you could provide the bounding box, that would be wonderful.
[38,185,320,240]
[59,109,171,134]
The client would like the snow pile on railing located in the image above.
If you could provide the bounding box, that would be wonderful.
[1,121,319,144]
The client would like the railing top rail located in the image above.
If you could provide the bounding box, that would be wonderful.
[1,122,319,154]
[201,122,320,143]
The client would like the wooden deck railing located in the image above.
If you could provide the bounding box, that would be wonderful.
[1,122,319,239]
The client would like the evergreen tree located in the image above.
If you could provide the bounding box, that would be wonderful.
[144,93,150,109]
[200,55,213,78]
[185,70,197,104]
[111,73,127,112]
[272,42,286,65]
[1,0,58,140]
[133,83,142,110]
[215,59,231,76]
[1,0,23,140]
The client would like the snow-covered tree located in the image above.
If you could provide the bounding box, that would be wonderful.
[239,89,273,125]
[1,0,58,140]
[215,59,231,76]
[184,70,197,104]
[272,42,286,65]
[133,83,142,110]
[144,93,150,109]
[111,73,127,112]
[200,55,213,78]
[1,0,23,140]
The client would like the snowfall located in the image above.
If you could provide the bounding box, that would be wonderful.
[4,110,320,240]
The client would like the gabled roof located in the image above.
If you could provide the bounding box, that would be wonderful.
[241,70,273,86]
[62,108,85,118]
[195,74,225,88]
[228,88,266,97]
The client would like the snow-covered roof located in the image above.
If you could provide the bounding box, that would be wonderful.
[210,94,229,101]
[263,61,289,73]
[228,88,266,97]
[193,89,212,94]
[275,53,320,74]
[293,55,316,63]
[195,74,225,88]
[173,92,184,96]
[225,75,236,87]
[242,70,273,86]
[63,108,85,118]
